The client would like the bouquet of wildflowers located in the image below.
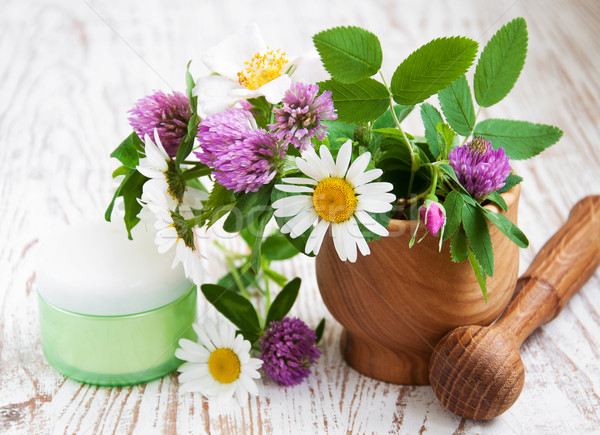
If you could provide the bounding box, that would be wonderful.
[107,18,561,404]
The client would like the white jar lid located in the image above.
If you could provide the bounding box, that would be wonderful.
[36,219,193,316]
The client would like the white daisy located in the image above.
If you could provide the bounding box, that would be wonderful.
[175,318,262,406]
[193,23,328,116]
[140,180,205,285]
[272,140,395,262]
[137,130,208,210]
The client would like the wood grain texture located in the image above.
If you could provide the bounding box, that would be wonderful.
[315,186,520,385]
[1,0,599,433]
[430,196,600,420]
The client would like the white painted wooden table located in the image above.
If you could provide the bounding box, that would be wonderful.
[2,0,600,433]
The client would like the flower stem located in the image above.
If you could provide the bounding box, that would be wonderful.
[180,164,212,181]
[380,71,417,195]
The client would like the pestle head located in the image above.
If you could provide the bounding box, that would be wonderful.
[428,325,525,420]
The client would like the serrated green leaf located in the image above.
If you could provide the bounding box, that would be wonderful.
[467,248,488,301]
[250,208,274,273]
[261,233,299,261]
[104,169,147,239]
[313,26,382,83]
[373,105,414,129]
[498,173,523,194]
[486,191,508,211]
[315,318,326,344]
[266,277,301,325]
[474,119,563,160]
[450,226,469,262]
[474,17,528,107]
[223,183,273,233]
[321,120,355,149]
[420,103,444,158]
[436,123,458,160]
[318,78,389,123]
[483,209,529,248]
[463,203,494,276]
[110,132,144,169]
[439,75,475,136]
[199,183,236,228]
[391,37,478,105]
[201,284,261,333]
[443,191,464,240]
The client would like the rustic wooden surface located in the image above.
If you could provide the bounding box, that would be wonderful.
[1,0,599,433]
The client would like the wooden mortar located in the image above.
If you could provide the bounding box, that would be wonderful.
[429,195,600,420]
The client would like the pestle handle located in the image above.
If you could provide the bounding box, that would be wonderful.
[496,195,600,345]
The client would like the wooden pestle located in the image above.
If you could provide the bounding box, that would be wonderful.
[428,195,600,420]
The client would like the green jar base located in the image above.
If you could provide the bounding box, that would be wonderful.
[38,286,197,386]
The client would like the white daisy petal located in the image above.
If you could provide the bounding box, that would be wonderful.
[289,209,318,238]
[296,156,323,181]
[305,219,329,255]
[357,197,394,213]
[272,195,313,218]
[332,221,347,261]
[274,184,314,193]
[303,147,330,179]
[334,140,352,177]
[359,193,397,204]
[345,152,371,183]
[355,182,394,195]
[281,208,315,236]
[355,210,389,237]
[192,323,217,351]
[351,168,384,187]
[319,145,337,175]
[178,366,211,383]
[342,220,358,263]
[281,177,318,186]
[239,373,259,396]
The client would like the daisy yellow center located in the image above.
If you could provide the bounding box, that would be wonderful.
[238,49,288,90]
[208,348,241,384]
[312,177,357,224]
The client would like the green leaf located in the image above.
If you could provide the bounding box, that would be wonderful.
[104,169,147,239]
[391,37,478,105]
[200,284,261,334]
[439,75,476,136]
[483,209,529,248]
[263,268,288,287]
[250,208,274,273]
[175,113,200,167]
[474,17,528,107]
[467,249,488,302]
[442,191,464,240]
[186,60,198,113]
[313,26,382,83]
[486,191,507,211]
[439,163,470,197]
[265,277,301,325]
[436,123,458,160]
[497,173,523,194]
[223,183,273,233]
[112,165,130,178]
[420,103,444,158]
[474,119,563,160]
[247,97,272,130]
[450,227,469,262]
[318,78,390,124]
[216,265,257,292]
[199,183,236,228]
[462,203,494,276]
[320,120,355,148]
[315,318,326,344]
[110,132,144,169]
[261,233,300,261]
[373,105,414,129]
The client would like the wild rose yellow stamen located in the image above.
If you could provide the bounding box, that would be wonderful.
[208,348,241,384]
[312,178,357,223]
[238,49,288,90]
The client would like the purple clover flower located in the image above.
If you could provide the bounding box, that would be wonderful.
[269,82,337,152]
[195,109,284,193]
[420,200,446,236]
[128,90,192,158]
[448,136,511,200]
[259,317,321,386]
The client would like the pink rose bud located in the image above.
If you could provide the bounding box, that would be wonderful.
[419,199,446,236]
